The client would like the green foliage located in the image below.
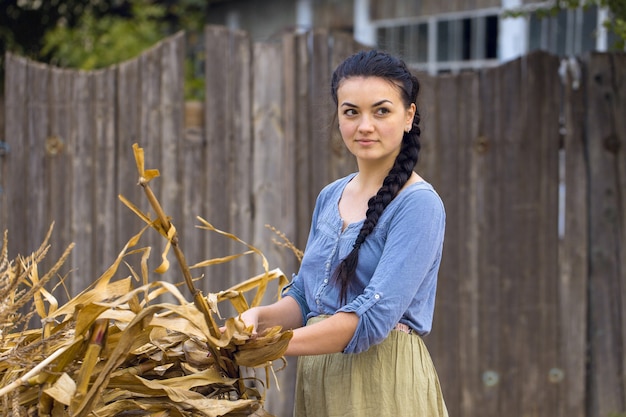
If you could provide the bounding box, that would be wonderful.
[503,0,626,49]
[607,0,626,47]
[42,0,167,70]
[36,0,207,99]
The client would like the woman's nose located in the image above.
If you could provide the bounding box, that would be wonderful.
[358,115,374,132]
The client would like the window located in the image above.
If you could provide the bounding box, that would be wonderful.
[374,10,500,74]
[528,5,606,55]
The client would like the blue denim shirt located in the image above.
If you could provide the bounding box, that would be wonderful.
[283,173,446,354]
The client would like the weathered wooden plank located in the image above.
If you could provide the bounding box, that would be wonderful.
[280,30,299,266]
[294,32,311,249]
[46,66,74,302]
[559,55,588,417]
[252,39,296,417]
[229,29,254,289]
[494,57,523,417]
[585,52,626,417]
[25,60,48,266]
[116,58,144,265]
[180,99,206,286]
[204,25,236,294]
[309,30,332,196]
[2,54,28,257]
[476,63,502,417]
[158,33,185,287]
[613,51,626,416]
[69,70,95,293]
[417,71,437,180]
[425,73,462,414]
[520,51,561,417]
[328,32,359,180]
[139,43,167,281]
[92,68,118,280]
[456,70,482,417]
[0,94,5,231]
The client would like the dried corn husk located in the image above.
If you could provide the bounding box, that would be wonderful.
[0,144,294,416]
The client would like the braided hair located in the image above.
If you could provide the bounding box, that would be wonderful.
[330,50,422,303]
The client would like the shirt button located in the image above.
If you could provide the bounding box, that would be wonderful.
[374,294,380,300]
[324,279,328,283]
[316,300,320,305]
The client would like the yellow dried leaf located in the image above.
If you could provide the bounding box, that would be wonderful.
[42,373,76,406]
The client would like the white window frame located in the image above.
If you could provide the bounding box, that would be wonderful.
[370,8,502,75]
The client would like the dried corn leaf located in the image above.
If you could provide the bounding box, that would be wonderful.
[1,144,298,417]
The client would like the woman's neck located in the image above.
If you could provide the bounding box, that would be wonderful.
[354,161,393,191]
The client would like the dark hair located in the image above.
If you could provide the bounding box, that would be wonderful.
[330,49,422,303]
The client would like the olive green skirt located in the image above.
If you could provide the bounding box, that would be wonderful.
[293,317,448,417]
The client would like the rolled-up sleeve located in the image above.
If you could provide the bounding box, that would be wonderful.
[338,188,445,354]
[281,276,309,327]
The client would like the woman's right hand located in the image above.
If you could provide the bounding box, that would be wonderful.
[239,307,260,335]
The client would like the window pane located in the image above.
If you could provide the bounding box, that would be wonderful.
[556,10,568,55]
[438,20,450,61]
[417,23,428,62]
[485,15,498,59]
[581,5,598,52]
[462,18,472,60]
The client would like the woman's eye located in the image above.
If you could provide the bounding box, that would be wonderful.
[343,109,357,116]
[376,107,390,115]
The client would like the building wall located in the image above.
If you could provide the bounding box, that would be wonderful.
[205,0,354,41]
[206,0,298,41]
[369,0,547,21]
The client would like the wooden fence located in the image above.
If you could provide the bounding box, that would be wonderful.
[1,27,624,417]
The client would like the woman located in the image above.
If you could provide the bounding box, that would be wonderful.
[241,49,448,417]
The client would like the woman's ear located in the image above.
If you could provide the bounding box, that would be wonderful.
[406,103,417,126]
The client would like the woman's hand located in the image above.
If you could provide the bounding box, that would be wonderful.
[239,307,260,334]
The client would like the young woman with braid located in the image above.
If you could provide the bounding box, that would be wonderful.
[240,50,448,417]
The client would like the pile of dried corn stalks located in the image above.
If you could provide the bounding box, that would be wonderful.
[0,144,293,417]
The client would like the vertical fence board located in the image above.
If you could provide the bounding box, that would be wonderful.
[614,52,626,413]
[522,51,561,416]
[427,73,463,414]
[294,32,312,249]
[69,71,94,292]
[26,61,48,265]
[586,52,626,417]
[457,71,481,417]
[493,58,519,417]
[309,30,331,194]
[47,67,73,300]
[158,32,185,279]
[139,45,166,280]
[204,25,234,294]
[229,30,254,287]
[252,40,296,417]
[417,72,437,182]
[116,58,144,262]
[181,99,206,291]
[477,63,503,417]
[559,55,588,417]
[0,94,4,232]
[328,32,359,179]
[93,68,118,279]
[2,55,27,256]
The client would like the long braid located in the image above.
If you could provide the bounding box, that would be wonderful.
[331,51,422,303]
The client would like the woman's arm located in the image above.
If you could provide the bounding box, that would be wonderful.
[285,311,358,356]
[240,297,359,356]
[240,296,304,334]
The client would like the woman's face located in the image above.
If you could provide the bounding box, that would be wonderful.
[337,76,415,167]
